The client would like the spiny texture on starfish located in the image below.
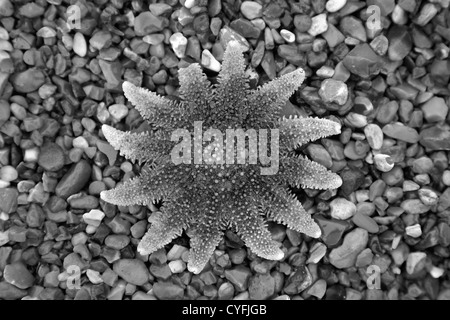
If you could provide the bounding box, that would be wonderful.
[100,42,342,274]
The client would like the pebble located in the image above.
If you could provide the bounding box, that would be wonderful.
[201,49,221,72]
[224,265,252,291]
[308,13,328,36]
[10,68,45,93]
[352,212,379,233]
[405,224,422,238]
[248,273,275,300]
[73,32,87,57]
[387,25,412,61]
[169,32,188,59]
[0,0,13,17]
[134,12,165,36]
[0,188,18,214]
[315,215,349,247]
[113,259,150,286]
[3,263,35,289]
[294,14,312,32]
[355,248,374,267]
[240,1,263,20]
[108,104,129,122]
[329,228,369,269]
[382,123,419,143]
[105,235,130,250]
[0,165,17,182]
[343,44,381,78]
[326,0,347,12]
[374,154,395,172]
[83,209,105,227]
[306,279,327,299]
[0,281,27,300]
[406,252,427,274]
[400,199,430,214]
[306,242,327,264]
[283,265,312,295]
[318,79,348,105]
[280,29,295,43]
[420,97,448,123]
[364,124,383,150]
[152,282,184,300]
[340,16,366,43]
[168,260,186,274]
[0,100,9,127]
[87,269,103,285]
[329,198,356,220]
[419,126,450,150]
[55,160,92,199]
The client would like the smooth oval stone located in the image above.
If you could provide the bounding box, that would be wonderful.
[55,160,91,199]
[10,68,45,93]
[352,212,379,233]
[3,262,35,289]
[113,259,150,286]
[382,123,419,143]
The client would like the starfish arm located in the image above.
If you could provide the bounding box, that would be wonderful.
[259,184,321,238]
[279,117,341,152]
[211,41,249,128]
[100,176,151,206]
[245,68,306,128]
[102,125,173,164]
[178,63,213,118]
[122,81,187,129]
[279,155,342,190]
[186,220,224,274]
[137,209,188,255]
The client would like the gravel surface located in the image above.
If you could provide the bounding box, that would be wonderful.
[0,0,450,300]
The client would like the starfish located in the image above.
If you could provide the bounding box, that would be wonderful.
[101,41,342,274]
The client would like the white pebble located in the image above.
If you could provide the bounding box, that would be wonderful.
[108,104,129,122]
[85,225,97,234]
[169,32,188,58]
[329,197,356,220]
[430,266,445,278]
[406,252,427,274]
[392,5,408,25]
[87,269,103,284]
[83,209,105,227]
[364,124,383,150]
[405,224,422,238]
[0,212,8,221]
[184,0,196,9]
[24,147,39,162]
[168,260,186,273]
[442,170,450,186]
[280,29,295,43]
[0,165,17,182]
[308,13,328,36]
[73,32,87,57]
[326,0,347,12]
[374,154,394,172]
[72,136,89,149]
[201,49,221,72]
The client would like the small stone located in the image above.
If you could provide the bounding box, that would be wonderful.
[352,212,379,233]
[10,68,45,93]
[400,199,430,214]
[83,209,105,227]
[308,14,328,36]
[294,14,312,32]
[224,265,252,291]
[318,79,348,105]
[19,2,45,18]
[63,252,88,271]
[329,228,369,269]
[340,16,366,42]
[315,215,349,247]
[134,12,165,36]
[326,0,347,12]
[329,198,356,220]
[149,3,171,16]
[108,104,128,122]
[374,154,395,172]
[306,279,327,299]
[283,265,312,295]
[420,97,448,123]
[306,242,327,264]
[0,165,17,182]
[73,32,87,57]
[413,3,438,26]
[382,123,419,143]
[55,160,92,199]
[387,25,412,61]
[168,260,186,274]
[201,49,221,72]
[0,0,13,17]
[240,1,263,20]
[105,235,130,250]
[364,124,383,150]
[406,252,427,274]
[3,263,35,289]
[0,188,18,214]
[152,282,184,300]
[87,269,103,284]
[343,44,381,78]
[0,281,27,300]
[280,29,295,43]
[230,18,261,39]
[405,224,422,238]
[419,126,450,150]
[355,248,374,267]
[169,32,188,59]
[218,282,235,300]
[113,259,150,286]
[370,35,389,56]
